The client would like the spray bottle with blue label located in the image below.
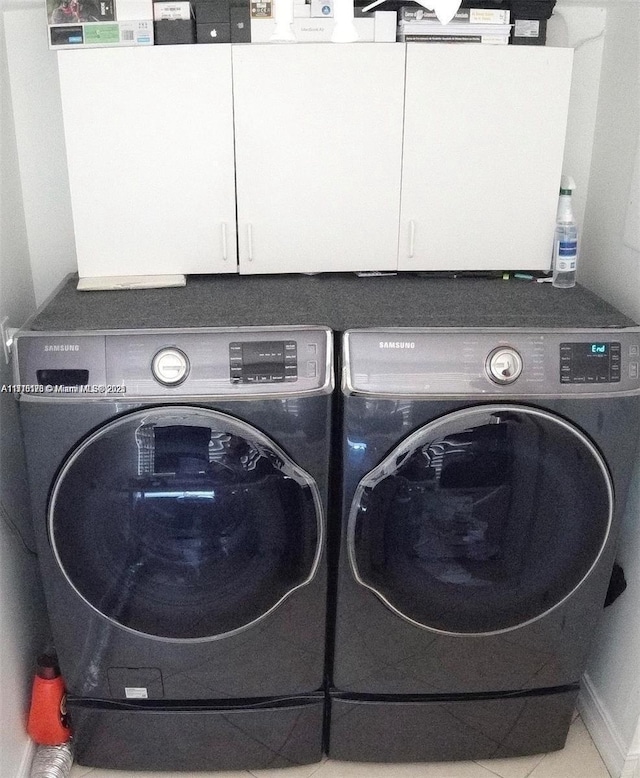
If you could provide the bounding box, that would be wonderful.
[552,176,578,289]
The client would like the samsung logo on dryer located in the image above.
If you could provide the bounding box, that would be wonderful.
[379,341,416,349]
[44,344,80,352]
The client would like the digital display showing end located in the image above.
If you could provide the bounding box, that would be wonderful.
[560,342,620,384]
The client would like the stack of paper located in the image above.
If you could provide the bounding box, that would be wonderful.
[398,5,512,44]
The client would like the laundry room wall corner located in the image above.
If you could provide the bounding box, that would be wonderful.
[1,5,50,772]
[573,5,640,776]
[579,457,640,778]
[3,0,77,306]
[578,1,640,323]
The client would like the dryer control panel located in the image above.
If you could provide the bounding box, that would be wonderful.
[13,327,332,399]
[344,328,640,397]
[559,341,621,384]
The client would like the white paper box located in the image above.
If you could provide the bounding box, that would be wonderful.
[153,1,191,20]
[374,10,395,41]
[117,0,153,20]
[250,15,373,40]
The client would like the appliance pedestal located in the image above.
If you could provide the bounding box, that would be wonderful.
[328,687,578,762]
[69,694,325,771]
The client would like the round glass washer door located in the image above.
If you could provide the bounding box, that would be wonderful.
[49,407,323,641]
[348,404,613,636]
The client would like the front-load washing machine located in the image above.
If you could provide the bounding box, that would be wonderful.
[15,324,333,772]
[329,326,640,762]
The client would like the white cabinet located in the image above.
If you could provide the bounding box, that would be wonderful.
[58,43,573,279]
[398,44,573,272]
[230,43,406,274]
[58,46,237,279]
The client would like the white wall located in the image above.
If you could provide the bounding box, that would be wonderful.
[548,2,607,232]
[541,11,640,776]
[579,3,639,320]
[569,3,640,777]
[3,1,77,306]
[0,2,50,775]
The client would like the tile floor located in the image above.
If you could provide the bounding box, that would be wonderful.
[68,713,611,778]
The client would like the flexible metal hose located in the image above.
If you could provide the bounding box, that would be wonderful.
[29,742,74,778]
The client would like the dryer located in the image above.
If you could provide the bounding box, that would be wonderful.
[329,326,640,762]
[15,325,332,772]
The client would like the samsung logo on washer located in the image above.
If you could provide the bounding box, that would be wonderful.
[379,341,416,349]
[44,344,79,352]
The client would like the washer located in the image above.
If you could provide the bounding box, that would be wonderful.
[329,326,640,762]
[15,324,333,772]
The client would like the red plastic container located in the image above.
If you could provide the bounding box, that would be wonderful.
[26,655,71,745]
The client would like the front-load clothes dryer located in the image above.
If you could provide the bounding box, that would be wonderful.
[15,326,333,772]
[329,327,640,763]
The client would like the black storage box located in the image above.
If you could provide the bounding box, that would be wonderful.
[230,2,251,40]
[154,18,196,42]
[196,20,231,40]
[510,0,555,45]
[194,0,249,41]
[194,0,230,22]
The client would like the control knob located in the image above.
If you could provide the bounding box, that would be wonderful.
[151,347,190,386]
[486,347,523,385]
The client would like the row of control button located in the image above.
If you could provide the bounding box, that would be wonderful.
[151,343,320,386]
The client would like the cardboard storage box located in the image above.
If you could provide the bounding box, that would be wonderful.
[47,0,153,48]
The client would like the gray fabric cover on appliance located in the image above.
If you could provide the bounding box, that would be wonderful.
[27,273,637,333]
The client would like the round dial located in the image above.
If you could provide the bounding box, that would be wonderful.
[151,348,190,386]
[486,347,523,385]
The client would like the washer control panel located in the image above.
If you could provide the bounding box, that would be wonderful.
[345,328,640,397]
[14,327,331,398]
[229,340,297,384]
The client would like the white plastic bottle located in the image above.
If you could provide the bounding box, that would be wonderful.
[270,0,296,41]
[552,176,578,289]
[331,0,359,41]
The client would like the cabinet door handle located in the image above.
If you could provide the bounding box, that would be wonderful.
[408,220,416,258]
[221,222,228,261]
[247,224,254,262]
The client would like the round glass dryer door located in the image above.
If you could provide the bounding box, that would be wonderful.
[348,405,613,636]
[49,407,323,641]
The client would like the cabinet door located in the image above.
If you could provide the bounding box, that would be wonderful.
[58,46,237,278]
[398,45,573,272]
[232,43,405,274]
